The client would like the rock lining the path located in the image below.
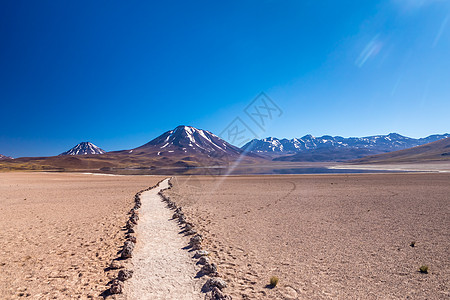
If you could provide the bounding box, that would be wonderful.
[198,256,210,265]
[194,250,209,258]
[121,240,134,259]
[204,277,228,291]
[109,279,124,294]
[118,269,134,281]
[209,286,232,300]
[109,260,124,270]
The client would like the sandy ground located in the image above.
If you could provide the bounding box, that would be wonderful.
[124,179,203,300]
[333,161,450,172]
[0,172,163,299]
[166,173,450,299]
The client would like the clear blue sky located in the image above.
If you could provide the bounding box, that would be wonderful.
[1,1,449,157]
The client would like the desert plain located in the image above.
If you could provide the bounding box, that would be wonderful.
[0,171,449,299]
[0,172,163,299]
[166,173,450,299]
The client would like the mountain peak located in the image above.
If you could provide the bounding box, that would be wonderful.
[0,154,13,160]
[174,125,192,130]
[135,125,242,156]
[60,142,106,156]
[387,133,405,138]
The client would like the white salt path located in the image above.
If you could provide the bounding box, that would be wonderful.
[125,179,202,300]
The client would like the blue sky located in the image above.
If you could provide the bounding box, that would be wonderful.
[1,0,449,157]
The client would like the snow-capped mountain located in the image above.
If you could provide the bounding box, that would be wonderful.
[134,125,243,157]
[60,142,106,156]
[242,133,450,155]
[353,136,450,163]
[0,154,13,160]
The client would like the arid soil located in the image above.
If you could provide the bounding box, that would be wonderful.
[0,172,163,299]
[166,173,450,299]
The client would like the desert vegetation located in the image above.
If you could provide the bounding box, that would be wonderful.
[269,276,279,288]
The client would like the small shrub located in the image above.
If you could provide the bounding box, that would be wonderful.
[410,241,416,247]
[269,276,279,288]
[419,265,428,274]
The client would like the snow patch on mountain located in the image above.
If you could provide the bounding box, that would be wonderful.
[60,142,106,156]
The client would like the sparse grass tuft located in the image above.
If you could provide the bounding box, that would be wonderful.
[269,276,279,288]
[419,265,428,274]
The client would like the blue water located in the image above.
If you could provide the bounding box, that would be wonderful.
[103,166,405,176]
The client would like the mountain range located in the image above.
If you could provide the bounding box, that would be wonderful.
[1,126,449,171]
[0,126,259,171]
[351,136,450,163]
[244,133,450,162]
[242,133,450,156]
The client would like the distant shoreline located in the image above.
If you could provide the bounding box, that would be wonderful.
[332,162,450,173]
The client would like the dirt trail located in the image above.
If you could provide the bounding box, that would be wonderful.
[124,178,202,300]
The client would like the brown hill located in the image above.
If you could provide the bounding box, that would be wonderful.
[350,137,450,164]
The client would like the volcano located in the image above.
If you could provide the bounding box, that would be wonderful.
[60,142,106,156]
